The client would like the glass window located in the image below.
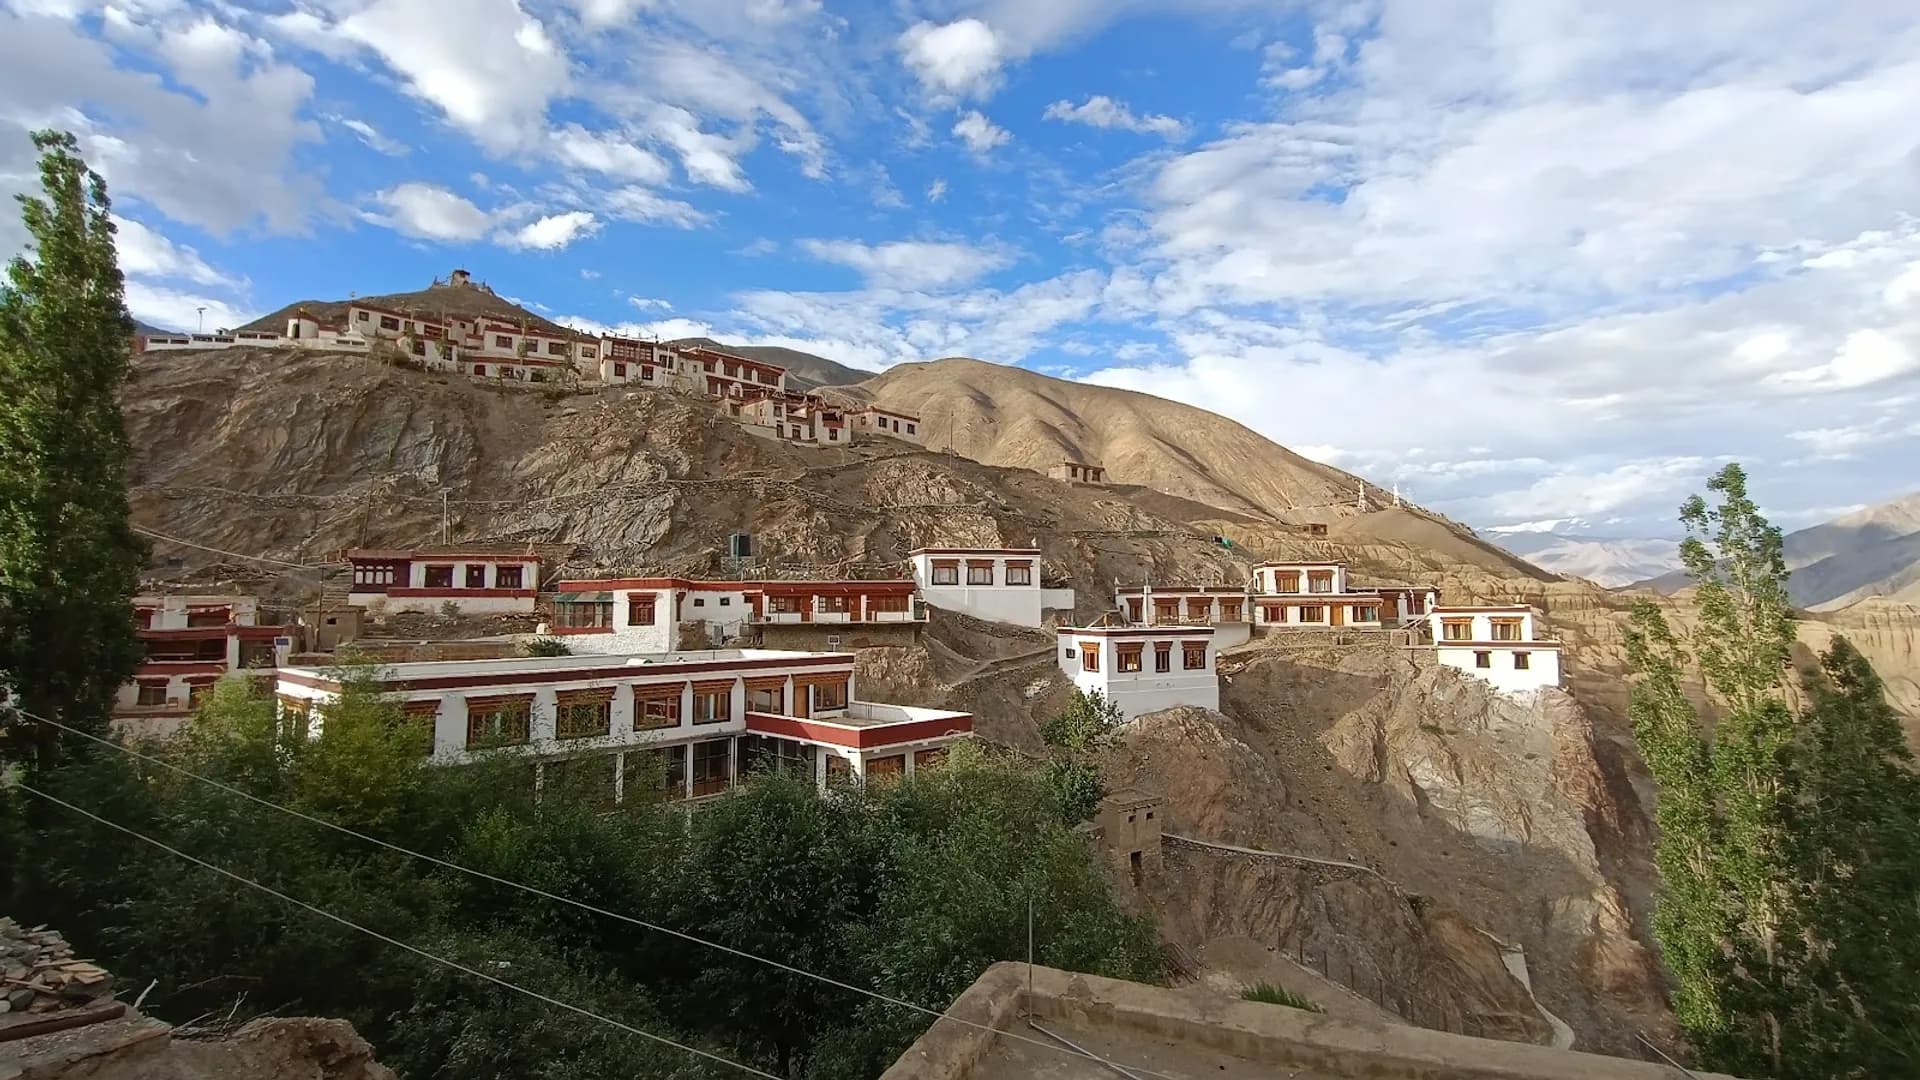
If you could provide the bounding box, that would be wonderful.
[1355,605,1378,622]
[466,698,531,748]
[1117,645,1143,673]
[1182,643,1207,670]
[691,739,731,797]
[557,601,613,629]
[1005,564,1032,585]
[627,597,655,625]
[866,754,905,786]
[137,682,167,706]
[496,565,523,590]
[465,565,486,589]
[743,734,812,779]
[811,679,848,711]
[613,363,627,377]
[1475,651,1492,669]
[966,563,994,585]
[1514,652,1531,670]
[913,747,945,772]
[556,698,611,740]
[931,562,959,585]
[692,687,730,724]
[424,565,454,588]
[635,691,681,729]
[495,335,512,348]
[636,745,687,800]
[1442,620,1473,641]
[472,364,486,377]
[748,684,784,713]
[1154,644,1171,673]
[1299,605,1325,623]
[1081,642,1100,673]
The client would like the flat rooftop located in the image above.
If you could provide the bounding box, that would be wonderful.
[279,649,850,683]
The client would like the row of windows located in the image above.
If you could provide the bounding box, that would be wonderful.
[929,562,1033,586]
[446,678,854,748]
[1072,641,1208,674]
[419,564,526,589]
[1440,618,1526,641]
[1267,570,1337,593]
[1256,604,1378,623]
[1472,651,1534,671]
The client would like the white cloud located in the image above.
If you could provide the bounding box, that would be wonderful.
[1766,329,1919,391]
[900,19,1003,100]
[580,268,602,279]
[927,177,949,202]
[499,210,599,250]
[952,110,1010,155]
[628,296,673,311]
[598,185,709,228]
[324,113,409,156]
[124,280,255,334]
[331,0,570,152]
[549,124,671,183]
[646,105,750,191]
[1043,95,1185,139]
[112,216,235,287]
[365,182,494,242]
[798,239,1015,290]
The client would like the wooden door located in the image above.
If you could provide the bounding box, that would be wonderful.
[1331,604,1345,627]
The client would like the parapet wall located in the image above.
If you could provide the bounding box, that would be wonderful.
[881,962,1743,1080]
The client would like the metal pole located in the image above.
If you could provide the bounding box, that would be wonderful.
[441,490,450,545]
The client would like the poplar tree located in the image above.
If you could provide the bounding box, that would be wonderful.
[0,131,145,759]
[1629,464,1920,1078]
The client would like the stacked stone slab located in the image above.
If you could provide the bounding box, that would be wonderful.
[0,917,113,1017]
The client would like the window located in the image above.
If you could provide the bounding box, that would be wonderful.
[556,601,613,629]
[495,335,513,348]
[1005,562,1033,585]
[1220,600,1243,622]
[465,565,487,589]
[466,697,532,748]
[868,593,910,613]
[1155,601,1179,623]
[914,747,946,772]
[1475,651,1492,669]
[1442,619,1473,642]
[966,562,994,585]
[640,366,654,381]
[866,754,905,786]
[1274,571,1301,593]
[496,565,523,590]
[1307,571,1334,594]
[1081,642,1101,673]
[425,565,454,588]
[829,429,839,441]
[137,682,167,706]
[641,744,687,799]
[634,689,681,729]
[1183,642,1208,670]
[818,594,851,614]
[810,679,848,712]
[905,423,916,435]
[628,596,656,626]
[356,310,370,321]
[472,364,486,377]
[1116,644,1143,673]
[1299,605,1325,623]
[931,561,959,585]
[547,341,567,356]
[1491,618,1524,642]
[691,739,731,797]
[747,684,784,713]
[1514,652,1531,670]
[1354,605,1379,623]
[1188,598,1212,621]
[186,607,229,628]
[692,685,731,725]
[379,315,399,331]
[692,597,706,608]
[724,363,739,378]
[1261,604,1283,623]
[613,363,627,377]
[556,696,612,740]
[743,734,813,779]
[1155,643,1171,673]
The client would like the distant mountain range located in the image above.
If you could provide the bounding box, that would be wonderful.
[1486,531,1683,588]
[1625,491,1920,609]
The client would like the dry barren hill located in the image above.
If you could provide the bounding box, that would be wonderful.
[237,273,577,338]
[838,357,1373,523]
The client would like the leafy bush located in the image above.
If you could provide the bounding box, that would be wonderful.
[523,637,572,657]
[1241,982,1322,1011]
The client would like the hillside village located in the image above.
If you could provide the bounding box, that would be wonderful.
[12,266,1915,1079]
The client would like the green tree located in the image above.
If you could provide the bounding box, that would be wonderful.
[0,131,145,760]
[1042,689,1123,752]
[1629,464,1920,1078]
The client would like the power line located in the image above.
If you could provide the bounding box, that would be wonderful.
[20,707,1186,1080]
[4,779,783,1080]
[134,526,339,571]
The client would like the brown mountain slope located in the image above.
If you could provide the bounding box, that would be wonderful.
[841,357,1373,523]
[236,273,577,338]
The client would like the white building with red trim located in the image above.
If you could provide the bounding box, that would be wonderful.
[1113,586,1252,648]
[1249,562,1438,629]
[346,548,542,614]
[548,578,925,652]
[116,595,292,725]
[273,649,972,796]
[1428,605,1563,694]
[1056,625,1219,721]
[849,406,923,445]
[908,548,1075,628]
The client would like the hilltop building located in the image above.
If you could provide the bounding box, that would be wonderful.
[116,595,292,726]
[908,547,1075,628]
[1055,625,1219,721]
[273,649,972,797]
[1113,562,1438,640]
[549,577,926,652]
[1113,585,1251,648]
[1048,460,1106,484]
[1428,605,1562,694]
[345,547,542,614]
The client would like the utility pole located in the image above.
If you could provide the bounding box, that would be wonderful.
[440,489,450,545]
[196,306,206,333]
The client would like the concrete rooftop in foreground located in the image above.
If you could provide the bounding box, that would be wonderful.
[881,963,1744,1080]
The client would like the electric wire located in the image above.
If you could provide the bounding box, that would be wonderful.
[16,707,1190,1080]
[5,779,784,1080]
[133,526,339,571]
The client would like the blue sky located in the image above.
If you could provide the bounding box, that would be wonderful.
[4,0,1919,538]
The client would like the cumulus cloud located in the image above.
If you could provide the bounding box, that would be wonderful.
[1043,95,1186,140]
[900,19,1003,100]
[951,110,1009,155]
[124,281,255,335]
[500,210,599,250]
[324,113,410,156]
[364,182,495,242]
[113,216,236,287]
[549,125,671,183]
[798,238,1014,290]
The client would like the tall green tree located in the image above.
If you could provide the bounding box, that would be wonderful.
[1628,463,1920,1078]
[0,130,145,758]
